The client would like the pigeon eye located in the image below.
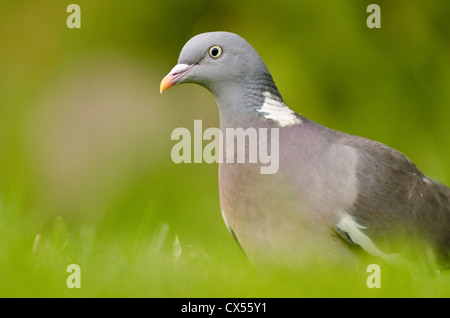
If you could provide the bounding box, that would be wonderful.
[208,45,223,58]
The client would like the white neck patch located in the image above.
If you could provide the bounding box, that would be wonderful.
[256,91,302,127]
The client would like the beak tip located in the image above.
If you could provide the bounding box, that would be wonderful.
[159,75,172,94]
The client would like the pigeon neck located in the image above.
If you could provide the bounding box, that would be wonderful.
[245,72,284,105]
[214,72,286,127]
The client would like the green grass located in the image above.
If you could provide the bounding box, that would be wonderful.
[1,191,449,298]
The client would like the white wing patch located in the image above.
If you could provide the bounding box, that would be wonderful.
[221,210,232,234]
[256,91,302,127]
[336,214,405,265]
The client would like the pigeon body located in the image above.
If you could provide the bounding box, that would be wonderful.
[161,32,450,268]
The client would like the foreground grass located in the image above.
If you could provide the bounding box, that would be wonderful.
[0,195,449,298]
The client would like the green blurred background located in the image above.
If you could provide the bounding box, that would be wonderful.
[0,0,449,297]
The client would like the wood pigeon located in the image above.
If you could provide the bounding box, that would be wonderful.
[160,31,450,269]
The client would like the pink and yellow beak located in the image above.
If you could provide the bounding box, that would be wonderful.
[160,63,194,93]
[159,74,173,93]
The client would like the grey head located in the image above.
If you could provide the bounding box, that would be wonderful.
[160,32,284,116]
[161,32,265,92]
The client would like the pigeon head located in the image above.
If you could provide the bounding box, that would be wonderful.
[160,32,271,96]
